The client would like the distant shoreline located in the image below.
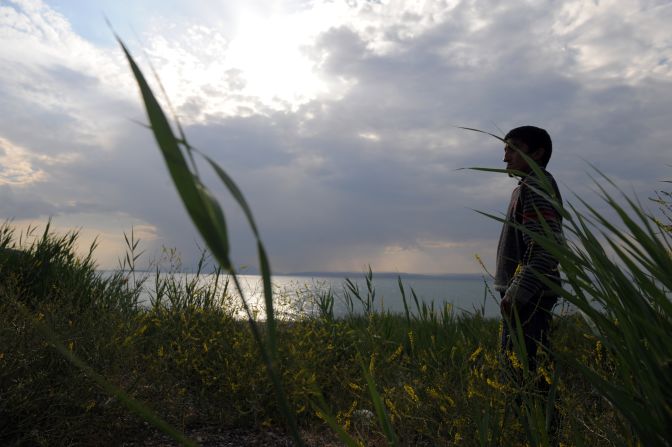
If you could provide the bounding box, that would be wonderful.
[97,269,486,281]
[278,271,486,281]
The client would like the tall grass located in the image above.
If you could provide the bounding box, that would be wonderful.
[540,173,672,445]
[462,127,672,445]
[0,223,198,446]
[0,219,660,445]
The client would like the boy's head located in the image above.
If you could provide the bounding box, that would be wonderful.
[503,126,552,170]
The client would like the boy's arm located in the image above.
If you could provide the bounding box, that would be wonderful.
[503,177,562,306]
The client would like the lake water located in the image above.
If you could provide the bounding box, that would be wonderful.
[273,274,498,318]
[135,272,503,318]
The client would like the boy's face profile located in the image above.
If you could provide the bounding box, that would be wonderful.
[503,138,544,175]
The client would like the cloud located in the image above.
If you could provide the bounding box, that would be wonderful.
[0,137,46,185]
[0,0,670,274]
[0,184,56,219]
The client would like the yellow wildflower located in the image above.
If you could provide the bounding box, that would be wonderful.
[407,330,415,352]
[387,344,403,362]
[315,409,328,422]
[385,398,399,418]
[404,384,420,403]
[348,382,362,392]
[507,351,524,370]
[469,346,483,363]
[539,366,553,385]
[486,378,506,391]
[338,400,358,431]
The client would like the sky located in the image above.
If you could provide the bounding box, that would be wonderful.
[1,0,671,274]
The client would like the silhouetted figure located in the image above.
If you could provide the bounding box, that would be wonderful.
[494,126,563,372]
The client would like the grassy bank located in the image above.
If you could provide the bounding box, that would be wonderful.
[1,224,623,446]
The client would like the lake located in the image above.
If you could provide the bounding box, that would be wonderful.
[135,272,503,318]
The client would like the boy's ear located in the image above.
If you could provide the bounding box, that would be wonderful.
[532,147,545,161]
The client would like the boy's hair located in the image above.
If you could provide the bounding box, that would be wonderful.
[505,126,553,167]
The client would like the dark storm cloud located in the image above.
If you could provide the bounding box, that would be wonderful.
[187,117,296,170]
[0,185,58,219]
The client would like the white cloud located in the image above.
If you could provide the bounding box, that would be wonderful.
[134,3,357,120]
[0,137,46,185]
[358,131,381,141]
[553,0,672,82]
[0,1,129,93]
[0,0,136,157]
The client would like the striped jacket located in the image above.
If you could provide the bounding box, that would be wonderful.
[494,169,564,305]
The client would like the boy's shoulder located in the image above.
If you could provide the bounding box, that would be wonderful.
[520,169,561,203]
[521,169,557,189]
